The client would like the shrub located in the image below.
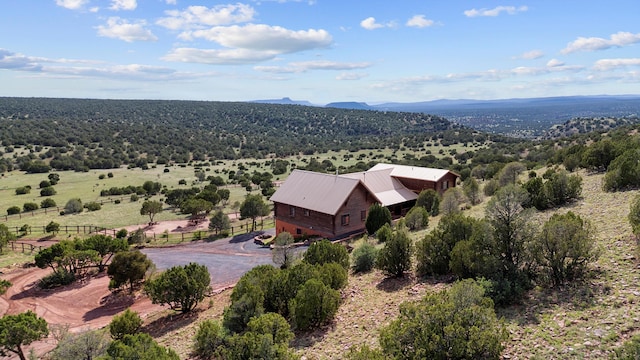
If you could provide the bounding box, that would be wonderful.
[130,194,139,202]
[483,179,500,196]
[144,262,211,313]
[108,172,114,178]
[193,320,225,359]
[40,186,57,196]
[22,202,39,212]
[64,198,83,214]
[99,174,106,180]
[303,239,349,270]
[351,242,378,273]
[289,278,341,330]
[15,186,30,195]
[39,269,75,289]
[39,180,51,188]
[612,335,640,359]
[365,203,392,235]
[7,206,21,215]
[115,229,128,239]
[404,206,429,231]
[84,201,102,212]
[376,227,414,278]
[109,309,142,340]
[41,198,56,208]
[379,279,508,359]
[45,221,60,234]
[416,189,440,216]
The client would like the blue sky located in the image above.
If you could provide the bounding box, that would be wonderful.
[1,0,639,104]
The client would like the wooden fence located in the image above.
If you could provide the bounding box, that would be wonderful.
[0,195,132,223]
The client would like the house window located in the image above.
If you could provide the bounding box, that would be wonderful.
[296,228,302,235]
[304,209,310,217]
[289,206,295,217]
[441,180,448,190]
[341,214,350,226]
[361,210,366,221]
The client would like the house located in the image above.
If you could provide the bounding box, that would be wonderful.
[269,163,459,240]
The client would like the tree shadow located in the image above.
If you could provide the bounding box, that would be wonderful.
[229,232,259,244]
[141,309,202,338]
[497,269,607,327]
[10,271,103,300]
[83,291,135,322]
[291,321,338,350]
[375,274,415,293]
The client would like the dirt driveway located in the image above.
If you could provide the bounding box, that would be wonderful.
[141,230,276,291]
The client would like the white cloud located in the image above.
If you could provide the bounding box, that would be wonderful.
[163,47,277,65]
[514,50,544,60]
[55,0,89,10]
[562,31,640,54]
[360,17,395,30]
[184,24,332,54]
[406,15,434,28]
[336,72,368,80]
[546,58,564,67]
[464,5,528,18]
[593,58,640,71]
[109,0,137,11]
[157,4,256,30]
[96,17,158,42]
[0,48,199,81]
[254,60,371,73]
[166,0,177,4]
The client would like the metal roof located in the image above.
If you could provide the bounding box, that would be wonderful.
[269,170,361,215]
[341,169,418,206]
[368,163,452,182]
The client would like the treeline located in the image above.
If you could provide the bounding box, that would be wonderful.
[0,97,479,173]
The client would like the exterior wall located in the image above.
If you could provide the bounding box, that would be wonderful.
[333,184,375,238]
[395,172,459,195]
[435,172,459,194]
[273,183,375,239]
[274,201,336,238]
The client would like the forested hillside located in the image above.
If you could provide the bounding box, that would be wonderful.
[0,97,487,172]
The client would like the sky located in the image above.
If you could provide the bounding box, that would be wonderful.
[1,1,639,104]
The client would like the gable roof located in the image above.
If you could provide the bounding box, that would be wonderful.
[368,163,453,182]
[341,168,418,206]
[269,170,361,215]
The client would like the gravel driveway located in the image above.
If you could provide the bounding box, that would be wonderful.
[141,229,276,290]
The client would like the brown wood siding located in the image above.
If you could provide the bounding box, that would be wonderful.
[333,184,376,237]
[394,178,437,193]
[273,202,336,238]
[435,172,459,194]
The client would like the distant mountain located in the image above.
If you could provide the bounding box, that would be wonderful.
[250,97,316,106]
[324,102,374,110]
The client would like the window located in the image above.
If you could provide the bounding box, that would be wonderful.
[361,210,366,221]
[341,214,350,226]
[296,228,302,235]
[289,206,295,217]
[304,209,310,217]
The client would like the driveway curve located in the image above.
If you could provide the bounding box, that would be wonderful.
[141,229,276,291]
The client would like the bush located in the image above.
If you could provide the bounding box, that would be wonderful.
[39,180,51,188]
[64,198,83,214]
[376,227,414,278]
[45,221,60,234]
[39,269,75,289]
[39,186,56,197]
[289,278,341,330]
[15,186,31,195]
[22,202,39,212]
[404,206,429,231]
[193,320,225,359]
[109,309,143,340]
[483,179,500,196]
[7,206,21,215]
[416,189,440,216]
[130,194,139,202]
[41,198,56,208]
[379,279,507,359]
[612,335,640,359]
[351,242,378,273]
[99,174,106,180]
[144,262,211,313]
[365,203,392,235]
[303,239,349,270]
[115,229,128,239]
[84,201,102,212]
